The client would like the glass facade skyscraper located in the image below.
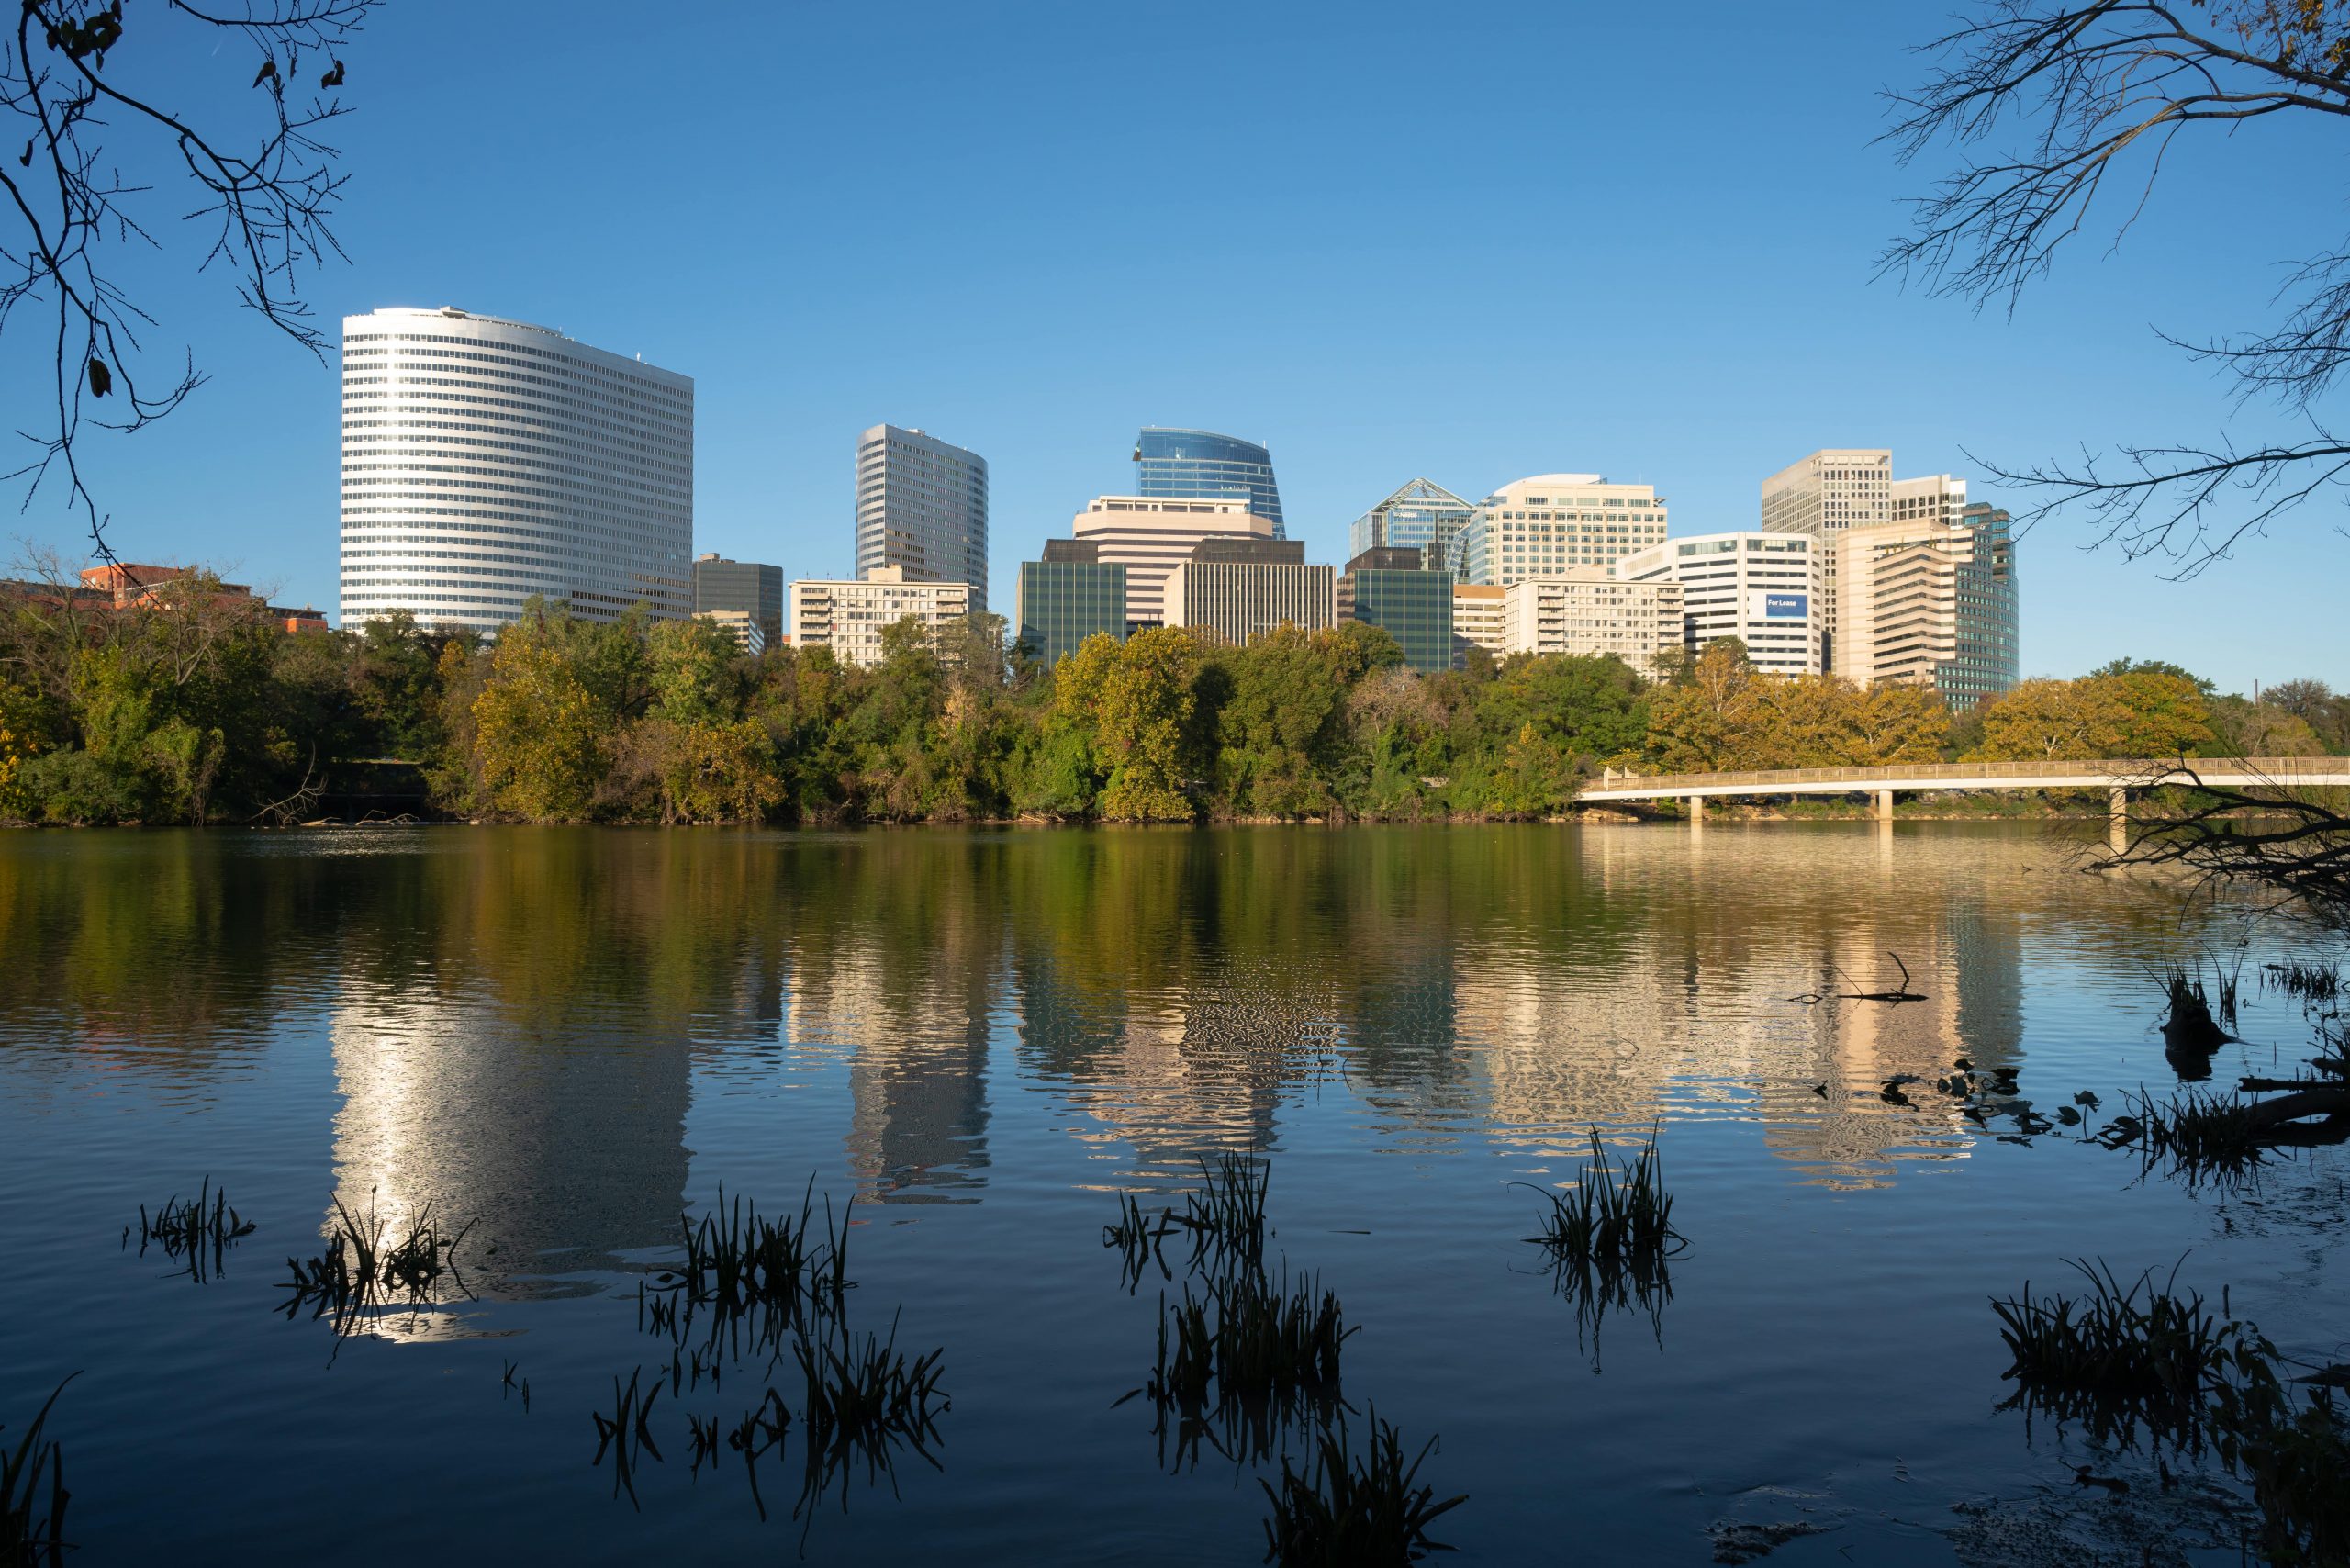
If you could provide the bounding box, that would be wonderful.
[1134,428,1285,540]
[856,424,990,611]
[1348,478,1475,565]
[1942,504,2020,707]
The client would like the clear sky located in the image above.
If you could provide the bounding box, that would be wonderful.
[11,0,2344,692]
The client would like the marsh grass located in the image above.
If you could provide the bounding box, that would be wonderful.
[589,1367,664,1509]
[1515,1126,1685,1271]
[1169,1152,1271,1276]
[677,1182,826,1312]
[792,1306,949,1525]
[1991,1259,2258,1450]
[126,1178,254,1282]
[1,1374,74,1568]
[2154,962,2233,1058]
[278,1194,475,1336]
[1104,1192,1179,1291]
[1138,1267,1358,1470]
[2099,1087,2270,1187]
[2265,960,2342,1006]
[1989,1260,2350,1556]
[1259,1406,1465,1566]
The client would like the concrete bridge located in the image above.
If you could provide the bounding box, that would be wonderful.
[1583,757,2350,828]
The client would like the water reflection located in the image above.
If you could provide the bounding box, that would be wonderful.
[0,821,2210,1226]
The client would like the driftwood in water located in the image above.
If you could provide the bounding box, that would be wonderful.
[1840,952,1927,1003]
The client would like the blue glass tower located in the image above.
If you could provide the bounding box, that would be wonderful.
[1133,427,1285,540]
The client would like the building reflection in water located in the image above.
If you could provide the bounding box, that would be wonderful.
[291,821,2168,1258]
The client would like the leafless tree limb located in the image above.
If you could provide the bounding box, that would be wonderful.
[1,0,375,564]
[1886,3,2350,568]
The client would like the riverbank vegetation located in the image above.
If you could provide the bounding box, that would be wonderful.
[0,577,2339,826]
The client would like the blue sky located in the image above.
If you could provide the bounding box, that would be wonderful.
[8,0,2344,691]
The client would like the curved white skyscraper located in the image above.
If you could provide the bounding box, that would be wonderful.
[339,307,693,631]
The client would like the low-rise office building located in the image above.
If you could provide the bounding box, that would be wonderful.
[1163,538,1333,646]
[692,553,783,648]
[1501,571,1684,679]
[1451,583,1508,664]
[1070,495,1273,628]
[789,566,970,667]
[1616,532,1819,678]
[1016,539,1127,666]
[1337,548,1454,673]
[694,608,766,655]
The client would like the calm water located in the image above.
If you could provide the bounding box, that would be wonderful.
[0,823,2343,1564]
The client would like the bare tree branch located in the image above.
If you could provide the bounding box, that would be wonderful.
[1,0,375,564]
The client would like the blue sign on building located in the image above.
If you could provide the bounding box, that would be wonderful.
[1764,593,1807,620]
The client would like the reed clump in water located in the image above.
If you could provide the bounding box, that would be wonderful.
[589,1367,664,1509]
[127,1178,255,1282]
[2265,959,2341,1005]
[1147,1270,1354,1414]
[2155,962,2233,1058]
[1169,1152,1271,1275]
[1,1375,74,1568]
[677,1182,826,1312]
[2099,1087,2270,1185]
[278,1194,475,1333]
[1104,1192,1178,1291]
[1991,1259,2250,1448]
[1989,1261,2350,1558]
[1259,1406,1465,1566]
[791,1305,948,1522]
[1515,1126,1686,1271]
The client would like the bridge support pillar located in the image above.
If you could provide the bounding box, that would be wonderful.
[1874,789,1895,823]
[1686,794,1704,832]
[2109,786,2128,837]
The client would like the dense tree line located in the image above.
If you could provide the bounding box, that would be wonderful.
[0,580,2339,826]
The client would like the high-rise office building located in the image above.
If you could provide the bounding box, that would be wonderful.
[1616,532,1820,678]
[856,424,989,610]
[1163,538,1333,645]
[1069,495,1273,628]
[1016,539,1128,666]
[1134,428,1286,540]
[789,566,972,668]
[1501,571,1684,679]
[338,306,693,631]
[1348,478,1477,565]
[1759,449,1892,670]
[1891,474,1968,529]
[692,553,782,647]
[1830,504,2019,704]
[1337,547,1455,673]
[1451,475,1669,586]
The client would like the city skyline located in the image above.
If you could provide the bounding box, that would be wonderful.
[2,2,2339,692]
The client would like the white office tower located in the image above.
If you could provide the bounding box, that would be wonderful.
[1758,449,1891,670]
[339,307,693,631]
[856,425,990,612]
[1617,532,1820,678]
[1452,475,1669,586]
[1069,496,1274,628]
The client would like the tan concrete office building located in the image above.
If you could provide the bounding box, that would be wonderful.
[789,566,971,667]
[693,608,766,655]
[1451,584,1508,662]
[1501,571,1684,679]
[1069,495,1274,627]
[1829,510,2019,701]
[1163,538,1333,646]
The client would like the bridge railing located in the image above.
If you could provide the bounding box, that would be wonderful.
[1585,757,2350,796]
